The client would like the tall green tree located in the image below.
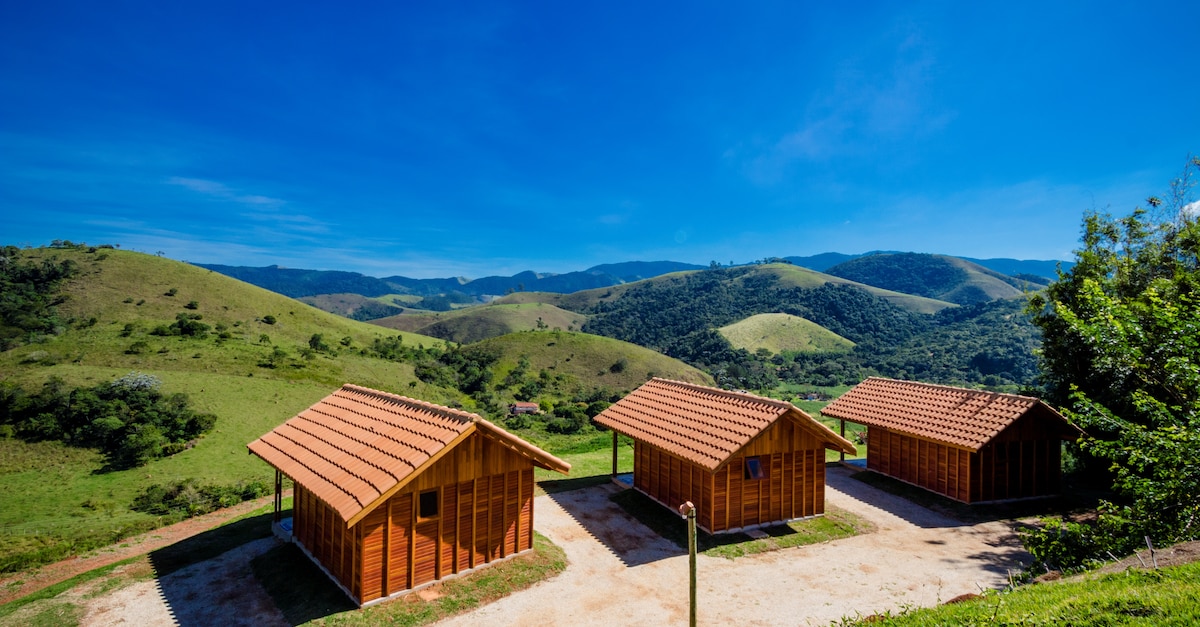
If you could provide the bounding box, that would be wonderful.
[1028,157,1200,561]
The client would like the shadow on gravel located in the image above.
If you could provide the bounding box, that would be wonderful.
[546,482,684,567]
[148,512,312,627]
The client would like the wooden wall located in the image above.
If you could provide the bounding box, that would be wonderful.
[632,416,829,533]
[866,410,1065,503]
[291,430,537,605]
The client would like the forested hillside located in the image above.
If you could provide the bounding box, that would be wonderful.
[824,252,1025,304]
[571,264,1040,390]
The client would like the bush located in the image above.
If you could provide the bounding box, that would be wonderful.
[184,300,199,310]
[261,315,276,325]
[131,478,271,518]
[164,288,177,297]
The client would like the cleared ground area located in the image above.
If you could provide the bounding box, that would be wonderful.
[438,465,1029,626]
[9,466,1029,626]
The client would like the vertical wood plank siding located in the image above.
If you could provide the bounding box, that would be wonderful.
[630,417,829,533]
[866,412,1065,503]
[289,431,540,605]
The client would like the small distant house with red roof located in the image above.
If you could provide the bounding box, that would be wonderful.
[821,377,1082,503]
[247,384,570,606]
[508,401,540,415]
[594,378,857,534]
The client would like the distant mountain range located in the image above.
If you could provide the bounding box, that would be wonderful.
[785,252,1072,278]
[195,254,1071,301]
[194,260,704,299]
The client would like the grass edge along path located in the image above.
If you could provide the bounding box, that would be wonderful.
[252,531,567,626]
[0,490,287,608]
[834,560,1200,626]
[609,487,872,558]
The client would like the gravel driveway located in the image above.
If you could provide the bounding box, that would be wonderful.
[48,466,1029,626]
[438,465,1029,626]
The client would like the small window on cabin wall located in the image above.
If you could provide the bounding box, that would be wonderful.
[418,489,439,519]
[744,456,766,480]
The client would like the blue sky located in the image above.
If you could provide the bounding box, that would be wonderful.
[3,2,1197,279]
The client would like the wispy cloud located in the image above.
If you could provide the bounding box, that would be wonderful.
[743,24,952,185]
[166,176,286,208]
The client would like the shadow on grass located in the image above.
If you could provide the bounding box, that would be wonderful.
[536,474,612,494]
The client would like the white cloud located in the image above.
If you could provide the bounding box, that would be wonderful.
[166,176,286,208]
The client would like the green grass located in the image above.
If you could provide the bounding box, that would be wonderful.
[837,562,1200,626]
[533,440,635,494]
[252,531,567,626]
[609,489,871,558]
[372,302,590,342]
[718,312,855,355]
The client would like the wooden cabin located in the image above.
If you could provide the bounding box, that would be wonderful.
[594,378,857,534]
[821,377,1082,503]
[247,384,570,607]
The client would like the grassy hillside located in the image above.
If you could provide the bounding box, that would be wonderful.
[371,303,589,343]
[297,293,405,320]
[506,266,955,316]
[719,313,855,355]
[0,247,717,573]
[478,330,712,392]
[754,264,955,314]
[825,253,1023,305]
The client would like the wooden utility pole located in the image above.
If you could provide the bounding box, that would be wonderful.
[679,501,697,627]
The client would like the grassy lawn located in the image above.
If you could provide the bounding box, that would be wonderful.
[837,562,1200,626]
[609,488,872,559]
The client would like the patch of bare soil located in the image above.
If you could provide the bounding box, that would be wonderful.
[1092,540,1200,574]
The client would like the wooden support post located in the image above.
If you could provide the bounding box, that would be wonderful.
[611,430,619,477]
[679,501,697,627]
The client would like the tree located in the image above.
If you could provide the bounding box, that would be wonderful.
[1026,157,1200,565]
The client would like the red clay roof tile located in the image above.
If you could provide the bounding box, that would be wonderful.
[594,378,855,470]
[820,377,1081,450]
[248,384,569,526]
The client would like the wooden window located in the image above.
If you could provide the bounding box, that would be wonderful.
[418,489,439,520]
[744,456,766,480]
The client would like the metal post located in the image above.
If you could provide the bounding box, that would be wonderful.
[612,430,619,477]
[679,501,697,627]
[840,419,846,462]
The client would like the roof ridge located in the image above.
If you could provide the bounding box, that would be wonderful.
[648,377,796,412]
[862,377,1040,404]
[341,383,480,424]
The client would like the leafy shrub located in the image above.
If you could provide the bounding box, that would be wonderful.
[0,372,217,469]
[164,287,177,297]
[126,341,150,354]
[131,478,270,517]
[184,300,199,310]
[261,315,276,325]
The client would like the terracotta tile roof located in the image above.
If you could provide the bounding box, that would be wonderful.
[248,384,569,526]
[594,378,856,471]
[820,377,1081,450]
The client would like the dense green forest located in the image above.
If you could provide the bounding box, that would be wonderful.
[577,266,1040,390]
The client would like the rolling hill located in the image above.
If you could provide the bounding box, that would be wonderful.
[371,302,590,343]
[719,313,855,355]
[824,253,1027,305]
[0,246,707,573]
[477,330,712,392]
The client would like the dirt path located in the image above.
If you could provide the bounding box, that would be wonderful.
[438,466,1029,626]
[0,490,290,606]
[5,471,1031,626]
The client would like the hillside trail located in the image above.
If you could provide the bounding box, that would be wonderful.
[0,490,290,606]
